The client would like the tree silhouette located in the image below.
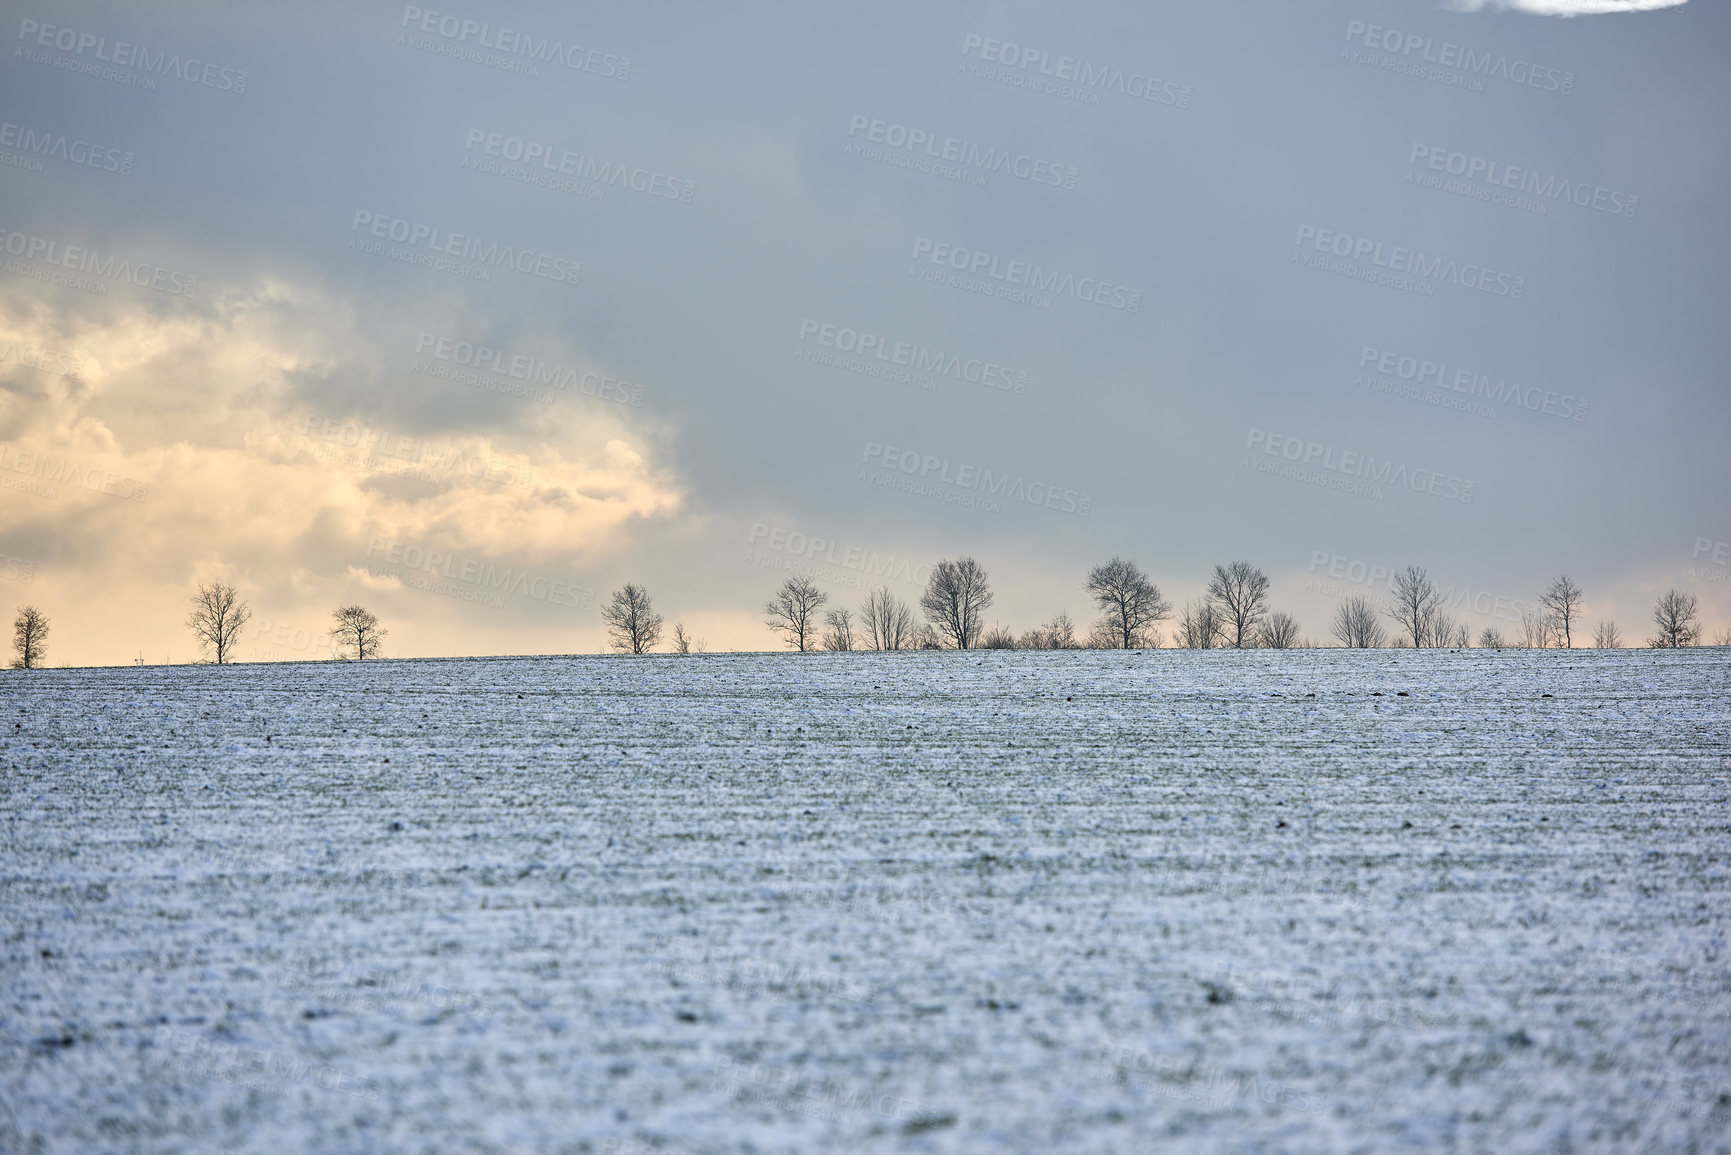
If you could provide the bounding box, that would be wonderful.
[1538,575,1584,648]
[1258,611,1301,649]
[921,557,993,649]
[603,584,664,653]
[329,605,387,660]
[187,582,252,664]
[10,605,49,669]
[1648,590,1700,648]
[1331,596,1385,648]
[1085,557,1171,649]
[860,585,914,651]
[1386,567,1442,650]
[764,576,827,652]
[1206,561,1270,649]
[821,607,856,651]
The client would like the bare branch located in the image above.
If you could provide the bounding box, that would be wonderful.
[1331,596,1385,648]
[921,558,993,649]
[1206,561,1270,649]
[603,584,664,654]
[860,586,914,651]
[329,605,387,660]
[1648,589,1700,648]
[1085,557,1171,649]
[186,582,252,664]
[1538,574,1584,649]
[10,605,50,669]
[764,576,827,652]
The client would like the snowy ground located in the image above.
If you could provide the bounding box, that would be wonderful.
[2,649,1729,1153]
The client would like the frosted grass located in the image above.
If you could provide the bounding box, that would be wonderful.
[3,648,1728,1152]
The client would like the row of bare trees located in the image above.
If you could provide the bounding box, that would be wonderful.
[7,586,387,668]
[1328,568,1710,650]
[184,583,388,662]
[753,557,1307,652]
[7,569,1721,667]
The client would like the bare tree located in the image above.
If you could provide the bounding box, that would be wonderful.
[1085,557,1172,649]
[187,582,252,664]
[1712,626,1731,647]
[1083,619,1118,649]
[1258,611,1302,649]
[602,583,664,654]
[1538,574,1584,648]
[860,585,914,651]
[1425,609,1466,649]
[1331,596,1385,648]
[764,575,828,652]
[1479,627,1505,649]
[10,605,49,669]
[329,605,387,660]
[1386,567,1443,650]
[1020,612,1078,650]
[980,625,1017,649]
[921,557,994,649]
[1047,612,1079,649]
[1648,589,1700,648]
[1206,561,1271,649]
[1592,620,1620,649]
[1519,608,1557,650]
[913,624,944,649]
[1175,599,1223,649]
[671,622,705,654]
[821,607,856,652]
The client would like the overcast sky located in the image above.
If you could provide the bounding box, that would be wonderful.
[2,0,1725,663]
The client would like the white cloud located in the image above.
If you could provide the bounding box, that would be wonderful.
[1446,0,1685,14]
[0,278,686,663]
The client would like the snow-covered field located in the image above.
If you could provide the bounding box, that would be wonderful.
[3,649,1728,1153]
